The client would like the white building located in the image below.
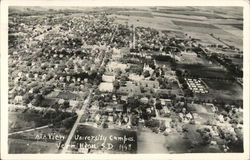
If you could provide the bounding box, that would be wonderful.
[99,82,114,92]
[102,74,115,83]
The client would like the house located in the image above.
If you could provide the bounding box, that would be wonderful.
[140,97,149,104]
[95,114,101,122]
[69,100,79,108]
[160,98,171,106]
[58,99,65,104]
[114,104,123,112]
[108,115,114,122]
[163,106,170,113]
[99,82,114,92]
[143,64,154,75]
[112,54,123,61]
[14,96,23,104]
[121,95,128,103]
[204,103,218,113]
[106,105,114,112]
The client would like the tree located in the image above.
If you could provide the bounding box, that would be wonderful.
[120,73,128,81]
[31,94,44,106]
[61,100,70,111]
[114,68,122,77]
[143,70,150,78]
[127,96,140,109]
[22,93,33,105]
[113,80,120,90]
[102,122,108,128]
[155,99,162,110]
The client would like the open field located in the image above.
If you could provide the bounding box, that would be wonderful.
[9,112,52,133]
[231,57,243,66]
[116,11,153,18]
[110,14,180,31]
[154,10,225,19]
[176,64,233,80]
[172,20,219,29]
[9,111,76,133]
[198,79,243,102]
[152,12,205,22]
[110,7,242,50]
[8,138,59,153]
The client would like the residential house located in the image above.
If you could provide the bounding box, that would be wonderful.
[14,96,23,104]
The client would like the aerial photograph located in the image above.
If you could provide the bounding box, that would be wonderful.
[8,6,243,154]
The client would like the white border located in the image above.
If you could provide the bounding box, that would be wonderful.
[1,0,249,160]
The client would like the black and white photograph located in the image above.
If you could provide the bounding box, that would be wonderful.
[1,0,250,160]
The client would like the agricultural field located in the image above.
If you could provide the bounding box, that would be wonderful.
[202,79,243,101]
[231,57,243,66]
[116,10,154,18]
[172,20,219,29]
[109,7,243,51]
[176,64,233,80]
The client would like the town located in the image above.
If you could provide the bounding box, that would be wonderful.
[8,7,243,154]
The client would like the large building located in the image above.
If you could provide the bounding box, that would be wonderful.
[102,74,115,83]
[98,82,114,92]
[106,61,128,73]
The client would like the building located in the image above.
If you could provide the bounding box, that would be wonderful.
[99,82,114,92]
[69,100,80,108]
[102,74,115,83]
[14,96,23,104]
[106,61,128,73]
[143,63,154,75]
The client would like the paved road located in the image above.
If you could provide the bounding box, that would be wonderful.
[61,89,93,153]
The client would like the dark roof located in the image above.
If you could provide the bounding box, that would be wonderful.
[46,91,80,100]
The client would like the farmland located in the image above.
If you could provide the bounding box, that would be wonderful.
[202,79,242,101]
[176,64,233,80]
[109,7,242,50]
[172,20,219,29]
